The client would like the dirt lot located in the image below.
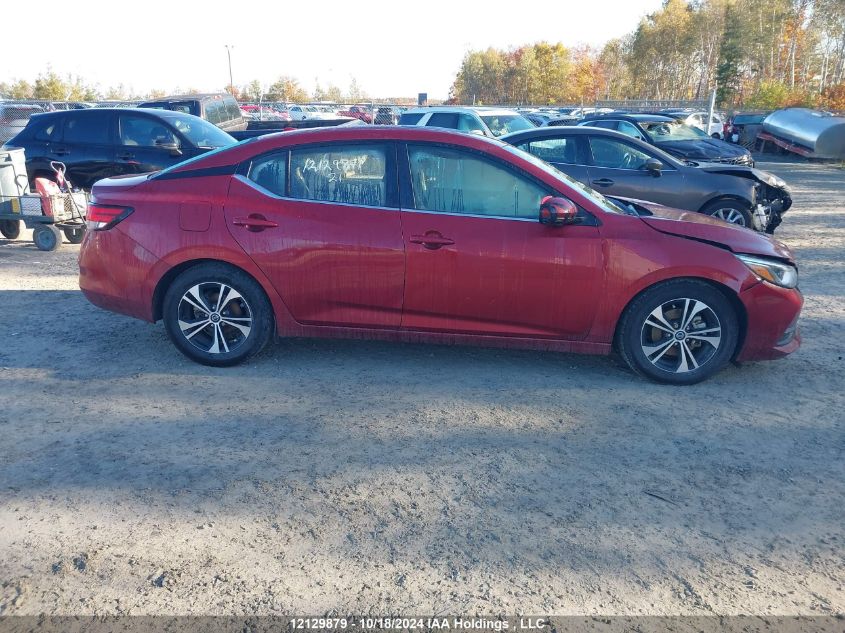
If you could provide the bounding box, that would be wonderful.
[0,159,842,617]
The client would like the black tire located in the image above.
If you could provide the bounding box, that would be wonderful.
[711,132,721,139]
[701,199,753,228]
[616,279,739,385]
[0,219,21,240]
[162,263,273,367]
[63,226,85,244]
[32,224,62,251]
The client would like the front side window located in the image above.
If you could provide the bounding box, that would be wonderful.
[641,120,708,140]
[408,145,546,219]
[617,121,646,141]
[479,114,533,137]
[166,114,234,148]
[589,137,654,170]
[118,115,178,148]
[248,151,287,197]
[517,137,580,165]
[290,144,389,207]
[457,114,486,134]
[62,113,110,144]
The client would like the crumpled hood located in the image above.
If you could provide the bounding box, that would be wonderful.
[632,200,795,262]
[695,163,791,191]
[655,138,750,160]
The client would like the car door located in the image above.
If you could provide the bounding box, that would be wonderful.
[115,113,188,177]
[512,135,591,184]
[49,111,115,188]
[224,142,405,328]
[399,143,603,339]
[585,135,687,208]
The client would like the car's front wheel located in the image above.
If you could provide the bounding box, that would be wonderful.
[616,280,739,384]
[162,263,274,367]
[701,199,753,228]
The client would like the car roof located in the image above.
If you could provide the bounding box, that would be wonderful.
[500,125,684,167]
[582,113,677,123]
[403,106,521,116]
[168,126,516,172]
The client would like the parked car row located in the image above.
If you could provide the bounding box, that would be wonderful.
[3,103,791,234]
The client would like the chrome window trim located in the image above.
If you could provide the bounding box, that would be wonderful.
[400,208,537,223]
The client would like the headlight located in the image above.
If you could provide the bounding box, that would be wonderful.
[737,254,798,288]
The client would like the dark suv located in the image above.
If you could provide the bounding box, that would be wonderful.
[136,93,246,133]
[577,113,754,165]
[3,108,236,189]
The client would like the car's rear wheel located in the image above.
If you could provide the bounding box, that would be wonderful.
[701,199,752,228]
[162,263,273,367]
[616,280,738,384]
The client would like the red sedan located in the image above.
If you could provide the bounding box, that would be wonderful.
[78,127,802,384]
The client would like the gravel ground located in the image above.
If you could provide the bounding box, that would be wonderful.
[0,159,842,616]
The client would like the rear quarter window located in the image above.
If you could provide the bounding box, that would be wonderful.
[399,113,424,125]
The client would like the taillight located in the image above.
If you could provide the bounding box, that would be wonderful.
[86,203,134,230]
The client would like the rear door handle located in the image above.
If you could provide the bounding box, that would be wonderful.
[410,233,454,249]
[233,214,278,232]
[118,152,135,160]
[52,148,70,156]
[591,178,614,187]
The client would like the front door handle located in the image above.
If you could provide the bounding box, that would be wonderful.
[233,214,278,232]
[117,152,135,160]
[52,147,70,156]
[591,178,614,187]
[410,232,454,250]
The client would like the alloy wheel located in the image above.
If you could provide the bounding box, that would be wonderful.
[177,282,253,354]
[640,298,723,374]
[710,208,747,226]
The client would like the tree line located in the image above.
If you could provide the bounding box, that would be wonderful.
[0,69,368,104]
[449,0,845,110]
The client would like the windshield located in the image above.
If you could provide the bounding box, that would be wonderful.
[500,143,632,215]
[165,114,236,149]
[480,114,534,137]
[640,120,708,140]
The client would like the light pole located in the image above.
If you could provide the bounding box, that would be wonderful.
[225,45,234,96]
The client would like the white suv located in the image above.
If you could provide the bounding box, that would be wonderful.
[398,106,534,138]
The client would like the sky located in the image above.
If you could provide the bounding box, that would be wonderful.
[3,0,664,100]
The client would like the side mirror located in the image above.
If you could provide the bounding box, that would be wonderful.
[155,140,182,156]
[539,196,578,226]
[645,158,662,177]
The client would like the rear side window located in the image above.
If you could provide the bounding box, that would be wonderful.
[399,112,424,125]
[205,100,223,125]
[248,152,287,197]
[426,113,459,129]
[518,137,580,165]
[290,144,390,207]
[61,113,110,144]
[224,98,241,121]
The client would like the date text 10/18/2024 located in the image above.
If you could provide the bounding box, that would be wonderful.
[289,618,550,631]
